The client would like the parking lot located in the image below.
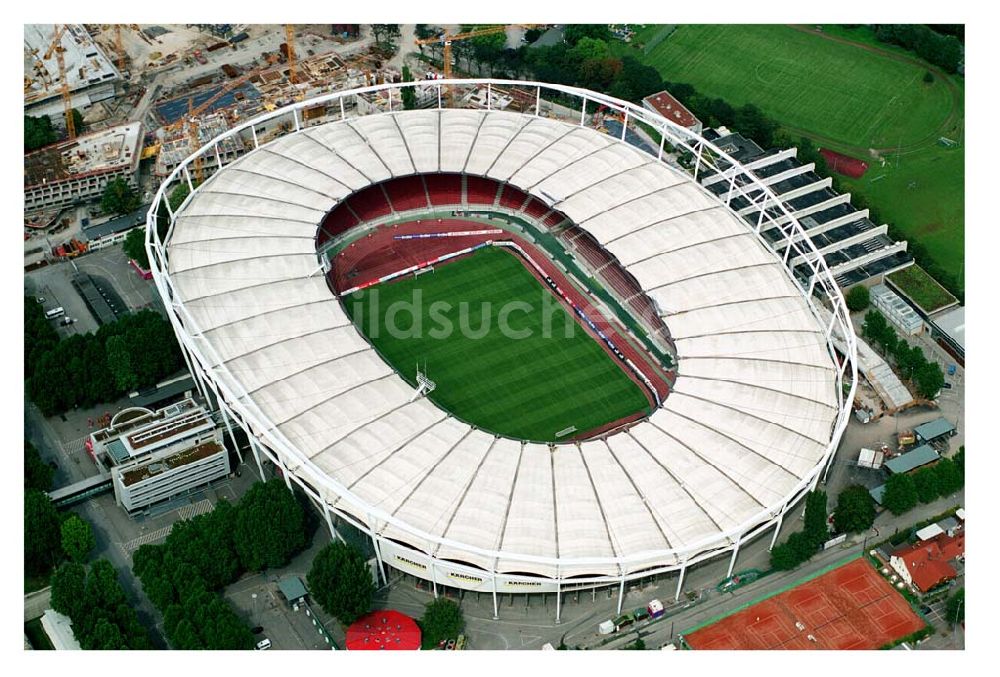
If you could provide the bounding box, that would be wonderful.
[25,246,162,338]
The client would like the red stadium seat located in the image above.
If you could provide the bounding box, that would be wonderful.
[384,176,430,212]
[424,174,464,207]
[346,185,392,221]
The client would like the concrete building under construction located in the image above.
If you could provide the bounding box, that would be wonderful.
[24,122,142,214]
[24,24,121,122]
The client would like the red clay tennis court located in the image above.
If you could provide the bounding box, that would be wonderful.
[684,558,925,650]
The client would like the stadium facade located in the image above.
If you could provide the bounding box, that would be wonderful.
[146,80,857,620]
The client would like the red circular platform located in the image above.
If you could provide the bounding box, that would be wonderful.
[346,610,421,650]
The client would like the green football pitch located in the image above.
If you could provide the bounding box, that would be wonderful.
[633,24,955,150]
[343,247,651,442]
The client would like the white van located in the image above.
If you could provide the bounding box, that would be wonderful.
[45,307,65,319]
[255,638,272,650]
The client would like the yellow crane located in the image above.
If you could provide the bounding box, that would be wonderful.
[285,24,297,84]
[114,25,127,75]
[414,24,539,80]
[44,24,76,140]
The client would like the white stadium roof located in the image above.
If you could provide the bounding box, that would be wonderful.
[163,104,842,580]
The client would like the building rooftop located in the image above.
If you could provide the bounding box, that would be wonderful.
[82,203,150,241]
[884,444,940,474]
[914,417,956,443]
[278,576,308,602]
[24,122,142,188]
[643,90,701,130]
[893,531,964,591]
[932,305,965,351]
[120,439,224,486]
[40,609,81,650]
[24,24,120,106]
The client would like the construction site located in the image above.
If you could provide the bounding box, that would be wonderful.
[22,23,427,262]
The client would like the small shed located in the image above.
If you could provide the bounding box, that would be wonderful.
[884,445,940,475]
[870,484,886,506]
[277,576,308,606]
[914,417,956,445]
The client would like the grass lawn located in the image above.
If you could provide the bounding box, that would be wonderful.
[344,247,650,442]
[887,265,958,313]
[627,24,954,149]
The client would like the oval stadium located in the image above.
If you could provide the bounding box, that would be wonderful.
[146,80,856,619]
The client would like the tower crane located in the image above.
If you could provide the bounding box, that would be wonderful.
[44,24,76,139]
[285,24,298,84]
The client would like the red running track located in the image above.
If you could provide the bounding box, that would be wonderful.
[328,219,674,437]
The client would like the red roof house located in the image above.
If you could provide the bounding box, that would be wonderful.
[642,90,703,134]
[890,532,965,592]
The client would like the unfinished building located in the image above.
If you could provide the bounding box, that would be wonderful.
[24,24,121,122]
[24,122,142,214]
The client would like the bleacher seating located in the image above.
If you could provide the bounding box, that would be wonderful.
[498,184,529,210]
[424,173,464,206]
[346,185,393,221]
[317,204,360,245]
[384,175,430,212]
[466,176,500,205]
[522,198,549,219]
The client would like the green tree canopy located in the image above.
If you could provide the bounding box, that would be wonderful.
[845,285,871,312]
[371,24,401,48]
[563,24,612,46]
[25,441,54,491]
[25,114,56,152]
[914,361,945,399]
[50,561,87,620]
[419,597,465,649]
[913,466,942,503]
[307,540,374,625]
[401,65,417,110]
[882,473,919,515]
[945,588,964,626]
[802,489,829,546]
[234,480,308,572]
[61,514,96,562]
[122,228,150,269]
[833,485,876,534]
[101,177,140,216]
[71,108,84,136]
[25,489,62,577]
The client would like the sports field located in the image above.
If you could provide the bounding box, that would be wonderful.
[683,557,925,650]
[632,24,954,149]
[343,247,650,442]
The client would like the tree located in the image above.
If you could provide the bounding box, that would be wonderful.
[25,441,54,491]
[371,24,401,49]
[934,457,962,496]
[419,598,464,649]
[833,485,876,534]
[61,514,96,562]
[122,228,150,269]
[105,334,139,392]
[25,114,56,151]
[50,561,87,620]
[234,480,308,572]
[923,70,935,84]
[770,530,818,571]
[101,177,140,216]
[945,588,964,626]
[882,473,919,515]
[307,541,374,625]
[845,285,871,312]
[25,490,63,576]
[914,361,945,399]
[400,65,417,110]
[913,466,941,504]
[563,24,612,46]
[71,108,84,136]
[802,490,828,546]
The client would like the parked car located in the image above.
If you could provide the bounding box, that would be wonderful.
[942,382,952,390]
[251,626,264,635]
[255,638,272,650]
